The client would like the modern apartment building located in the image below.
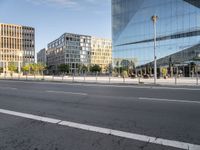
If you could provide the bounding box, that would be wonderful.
[91,37,112,72]
[112,0,200,76]
[37,48,46,65]
[0,23,35,72]
[47,33,91,73]
[46,33,112,74]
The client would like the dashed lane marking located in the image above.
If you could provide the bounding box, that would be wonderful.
[46,90,88,96]
[0,87,17,90]
[139,97,200,104]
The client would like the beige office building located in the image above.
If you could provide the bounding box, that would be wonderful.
[0,23,35,73]
[91,37,112,72]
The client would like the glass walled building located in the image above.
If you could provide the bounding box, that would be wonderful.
[91,37,112,73]
[112,0,200,76]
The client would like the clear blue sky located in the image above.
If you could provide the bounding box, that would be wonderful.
[0,0,111,53]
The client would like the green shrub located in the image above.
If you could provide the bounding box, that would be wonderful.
[121,70,128,78]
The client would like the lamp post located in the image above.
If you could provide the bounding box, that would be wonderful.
[18,51,23,73]
[152,15,158,84]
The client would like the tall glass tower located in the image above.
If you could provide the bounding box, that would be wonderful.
[112,0,200,76]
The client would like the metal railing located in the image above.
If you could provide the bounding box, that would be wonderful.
[0,73,199,86]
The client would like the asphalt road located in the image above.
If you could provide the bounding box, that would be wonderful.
[0,80,200,150]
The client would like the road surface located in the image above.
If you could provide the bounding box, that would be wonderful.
[0,80,200,150]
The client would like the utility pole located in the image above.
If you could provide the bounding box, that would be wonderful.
[152,15,158,84]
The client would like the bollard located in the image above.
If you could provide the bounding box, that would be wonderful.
[26,74,28,80]
[196,73,199,86]
[138,77,140,84]
[109,75,111,84]
[43,74,45,80]
[123,77,125,83]
[62,75,64,81]
[84,73,86,82]
[175,75,177,85]
[18,73,20,80]
[96,74,98,83]
[72,74,75,82]
[52,75,54,81]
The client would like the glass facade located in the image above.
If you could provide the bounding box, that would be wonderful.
[112,0,200,69]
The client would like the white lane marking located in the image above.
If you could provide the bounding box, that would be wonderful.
[153,87,200,91]
[0,87,17,90]
[0,109,199,150]
[139,97,200,104]
[46,90,88,96]
[0,109,60,124]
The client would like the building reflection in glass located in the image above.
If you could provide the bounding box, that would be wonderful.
[112,0,200,77]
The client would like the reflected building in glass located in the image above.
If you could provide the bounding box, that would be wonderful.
[112,0,200,77]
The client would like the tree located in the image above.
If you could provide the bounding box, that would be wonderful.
[122,70,128,78]
[120,59,138,75]
[82,65,88,73]
[30,63,39,75]
[90,64,101,73]
[78,64,88,74]
[161,67,167,79]
[121,59,130,71]
[0,67,3,73]
[58,64,69,74]
[128,60,136,75]
[115,60,121,75]
[22,64,30,75]
[37,63,46,75]
[108,63,113,74]
[8,62,17,77]
[105,63,113,74]
[190,62,196,77]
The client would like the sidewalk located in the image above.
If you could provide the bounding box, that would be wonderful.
[0,74,199,86]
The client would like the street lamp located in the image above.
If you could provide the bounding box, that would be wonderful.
[152,15,158,84]
[18,51,23,73]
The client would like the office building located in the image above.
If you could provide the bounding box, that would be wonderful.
[37,48,46,65]
[47,33,112,74]
[0,23,35,72]
[112,0,200,76]
[91,37,112,72]
[47,33,91,74]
